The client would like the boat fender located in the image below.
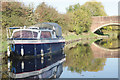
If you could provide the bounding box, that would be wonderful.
[8,59,10,71]
[21,61,24,70]
[11,67,16,74]
[7,46,10,57]
[41,59,44,64]
[41,49,44,56]
[10,44,15,52]
[21,47,24,56]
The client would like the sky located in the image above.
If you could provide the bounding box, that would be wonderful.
[17,0,119,16]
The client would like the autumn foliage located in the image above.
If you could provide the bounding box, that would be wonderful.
[1,1,107,34]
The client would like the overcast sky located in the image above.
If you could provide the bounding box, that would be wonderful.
[17,0,119,16]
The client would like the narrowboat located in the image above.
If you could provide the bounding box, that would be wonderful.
[8,50,66,78]
[7,23,65,57]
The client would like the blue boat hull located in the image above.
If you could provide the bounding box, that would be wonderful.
[10,42,65,56]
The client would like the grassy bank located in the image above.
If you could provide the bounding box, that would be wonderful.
[0,41,7,53]
[64,38,98,49]
[63,31,98,41]
[0,27,2,53]
[0,29,7,53]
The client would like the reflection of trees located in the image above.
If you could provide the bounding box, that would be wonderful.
[1,56,9,79]
[95,38,119,49]
[87,58,106,72]
[64,43,106,74]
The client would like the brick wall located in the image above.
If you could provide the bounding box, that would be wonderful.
[91,16,120,32]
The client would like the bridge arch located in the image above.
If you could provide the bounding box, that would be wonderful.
[90,16,120,33]
[92,42,119,51]
[92,23,120,33]
[91,42,120,58]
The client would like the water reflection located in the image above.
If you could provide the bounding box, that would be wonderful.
[2,51,65,79]
[92,38,120,58]
[62,38,119,78]
[64,43,106,74]
[94,38,120,49]
[1,38,119,78]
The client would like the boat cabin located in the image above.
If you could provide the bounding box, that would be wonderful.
[7,23,63,40]
[11,29,57,40]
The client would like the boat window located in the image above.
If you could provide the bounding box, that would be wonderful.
[22,31,32,38]
[40,31,51,38]
[13,31,21,38]
[33,32,38,38]
[13,30,38,38]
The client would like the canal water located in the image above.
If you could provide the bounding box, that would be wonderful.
[0,38,119,79]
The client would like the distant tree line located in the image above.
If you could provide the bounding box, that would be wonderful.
[1,1,107,34]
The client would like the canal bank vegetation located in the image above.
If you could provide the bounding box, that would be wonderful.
[64,31,98,41]
[1,1,107,52]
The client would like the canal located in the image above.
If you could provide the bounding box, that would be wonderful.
[0,37,119,79]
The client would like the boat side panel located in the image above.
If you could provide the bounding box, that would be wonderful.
[14,44,35,56]
[11,42,65,56]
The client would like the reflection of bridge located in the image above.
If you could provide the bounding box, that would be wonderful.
[91,42,120,58]
[91,16,120,32]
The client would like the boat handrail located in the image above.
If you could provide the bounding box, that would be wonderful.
[7,38,38,40]
[8,27,21,29]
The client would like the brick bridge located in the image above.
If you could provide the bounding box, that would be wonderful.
[91,42,120,58]
[91,16,120,33]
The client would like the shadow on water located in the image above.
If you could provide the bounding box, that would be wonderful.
[0,51,66,79]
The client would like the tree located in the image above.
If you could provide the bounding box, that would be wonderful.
[67,4,91,34]
[2,2,35,28]
[34,2,71,33]
[66,3,80,13]
[66,1,107,34]
[82,1,107,16]
[34,2,59,23]
[72,9,91,34]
